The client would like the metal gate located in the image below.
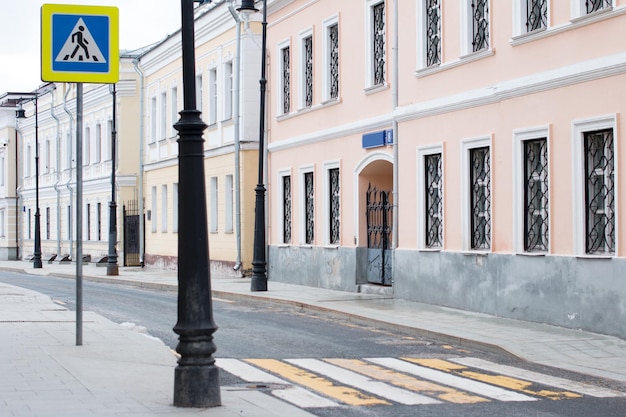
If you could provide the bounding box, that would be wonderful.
[123,200,142,267]
[366,184,393,285]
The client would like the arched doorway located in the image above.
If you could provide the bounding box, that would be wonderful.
[355,153,393,285]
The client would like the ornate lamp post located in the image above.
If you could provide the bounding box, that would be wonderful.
[172,0,221,408]
[107,84,119,276]
[238,0,268,292]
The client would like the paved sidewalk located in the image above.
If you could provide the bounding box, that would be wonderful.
[2,259,626,416]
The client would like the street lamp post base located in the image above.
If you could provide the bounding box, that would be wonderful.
[174,365,221,408]
[250,275,267,292]
[106,264,119,276]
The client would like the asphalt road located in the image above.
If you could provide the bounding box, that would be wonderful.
[2,271,625,417]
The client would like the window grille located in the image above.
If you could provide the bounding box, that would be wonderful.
[524,138,549,252]
[526,0,547,32]
[329,24,339,99]
[329,168,340,244]
[470,147,491,249]
[425,153,443,248]
[586,0,612,13]
[304,36,313,107]
[282,47,291,114]
[373,2,386,85]
[305,172,314,244]
[46,207,50,240]
[426,0,441,67]
[471,0,489,52]
[584,129,615,254]
[283,175,292,244]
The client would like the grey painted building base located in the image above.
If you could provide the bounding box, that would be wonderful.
[0,247,18,261]
[268,245,626,339]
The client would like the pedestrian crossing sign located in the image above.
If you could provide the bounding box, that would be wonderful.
[41,4,119,83]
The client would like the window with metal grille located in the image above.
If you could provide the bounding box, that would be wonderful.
[471,0,489,52]
[425,153,443,248]
[329,168,340,244]
[372,2,386,85]
[526,0,547,32]
[470,147,491,249]
[426,0,441,67]
[304,171,314,244]
[46,207,50,240]
[97,202,102,241]
[584,129,614,254]
[329,23,339,100]
[304,36,313,107]
[283,175,292,244]
[523,138,549,252]
[87,203,91,241]
[282,46,291,114]
[586,0,612,13]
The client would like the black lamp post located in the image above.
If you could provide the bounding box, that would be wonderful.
[107,84,119,275]
[172,0,221,408]
[238,0,268,292]
[16,95,42,269]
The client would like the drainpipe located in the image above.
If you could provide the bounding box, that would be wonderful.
[63,83,75,261]
[391,0,399,257]
[50,90,62,257]
[15,122,22,260]
[133,58,146,266]
[228,0,243,272]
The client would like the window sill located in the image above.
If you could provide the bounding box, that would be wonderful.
[363,83,389,96]
[299,244,314,249]
[418,247,442,252]
[460,250,490,256]
[322,245,340,250]
[415,48,495,78]
[276,98,342,122]
[515,251,547,257]
[575,254,614,260]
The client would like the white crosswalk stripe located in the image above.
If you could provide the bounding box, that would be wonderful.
[450,357,626,398]
[367,357,537,402]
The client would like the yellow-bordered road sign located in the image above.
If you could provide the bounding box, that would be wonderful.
[41,4,119,83]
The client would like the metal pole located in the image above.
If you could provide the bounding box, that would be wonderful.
[76,82,83,346]
[250,0,268,292]
[107,84,119,275]
[172,0,220,407]
[33,95,42,268]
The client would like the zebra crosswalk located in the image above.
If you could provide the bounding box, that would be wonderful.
[218,357,625,409]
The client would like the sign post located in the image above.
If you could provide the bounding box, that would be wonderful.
[41,4,119,346]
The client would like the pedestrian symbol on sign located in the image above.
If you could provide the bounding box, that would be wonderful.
[55,18,106,64]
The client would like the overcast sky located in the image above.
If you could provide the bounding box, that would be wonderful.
[0,0,182,94]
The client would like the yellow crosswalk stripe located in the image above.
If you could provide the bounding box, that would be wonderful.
[325,358,489,404]
[405,358,582,400]
[245,358,390,406]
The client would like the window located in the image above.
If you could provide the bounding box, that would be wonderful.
[327,167,340,245]
[278,43,291,115]
[279,172,292,244]
[45,140,51,173]
[151,186,157,233]
[300,31,314,108]
[584,129,615,254]
[208,68,217,124]
[161,185,168,233]
[425,153,443,248]
[225,175,233,233]
[173,183,179,233]
[462,138,491,251]
[106,120,113,161]
[67,205,72,240]
[28,208,31,239]
[524,138,549,252]
[46,207,50,240]
[0,209,5,238]
[86,203,91,240]
[26,145,32,177]
[514,1,548,36]
[581,0,612,15]
[97,202,102,241]
[299,167,315,245]
[171,86,178,136]
[84,127,90,165]
[160,92,167,140]
[470,0,489,52]
[150,97,157,142]
[195,73,203,113]
[210,177,218,233]
[224,62,233,120]
[0,152,4,187]
[95,124,101,163]
[323,17,339,101]
[425,0,442,67]
[66,133,72,169]
[367,1,386,87]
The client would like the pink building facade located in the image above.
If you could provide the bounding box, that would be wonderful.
[265,0,626,338]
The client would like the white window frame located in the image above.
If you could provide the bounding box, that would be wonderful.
[94,124,101,163]
[512,0,550,37]
[416,0,441,70]
[322,14,340,103]
[461,136,492,251]
[151,186,157,233]
[298,28,314,110]
[571,114,618,256]
[150,96,157,143]
[84,127,91,165]
[323,160,341,246]
[460,0,491,56]
[173,183,179,233]
[225,174,234,233]
[0,209,5,238]
[276,39,291,116]
[512,125,550,254]
[161,184,168,233]
[571,0,613,19]
[0,151,4,188]
[277,168,292,244]
[417,144,444,250]
[208,67,218,124]
[210,176,218,233]
[171,85,178,137]
[365,0,386,90]
[223,62,233,121]
[160,91,167,140]
[195,72,203,114]
[299,165,315,245]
